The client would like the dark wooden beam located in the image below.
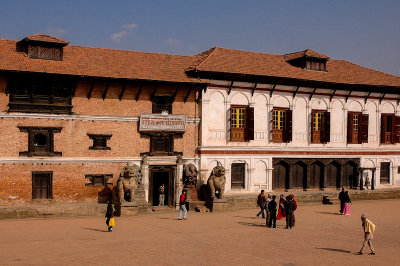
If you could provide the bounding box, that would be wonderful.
[102,82,110,100]
[309,87,317,100]
[269,84,277,97]
[171,86,179,102]
[184,87,193,103]
[364,91,371,103]
[330,89,336,101]
[379,92,386,104]
[135,84,143,101]
[87,81,95,99]
[196,87,203,104]
[251,83,258,96]
[150,85,158,101]
[119,83,126,101]
[227,81,234,95]
[71,80,79,97]
[345,89,352,102]
[293,86,300,98]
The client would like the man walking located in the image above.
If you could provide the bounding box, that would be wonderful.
[158,183,165,206]
[178,190,187,220]
[357,214,376,255]
[256,190,267,218]
[338,188,346,214]
[284,195,295,229]
[268,195,277,228]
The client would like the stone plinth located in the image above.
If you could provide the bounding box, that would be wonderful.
[185,186,199,201]
[134,189,152,213]
[211,199,228,212]
[114,202,139,216]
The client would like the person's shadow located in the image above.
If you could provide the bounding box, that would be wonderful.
[81,227,108,232]
[316,247,351,253]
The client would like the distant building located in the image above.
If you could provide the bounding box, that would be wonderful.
[0,34,399,206]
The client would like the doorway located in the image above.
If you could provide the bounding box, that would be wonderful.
[149,166,175,206]
[380,162,390,184]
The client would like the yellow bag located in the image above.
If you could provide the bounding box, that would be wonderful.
[108,217,115,227]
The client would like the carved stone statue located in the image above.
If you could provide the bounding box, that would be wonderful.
[207,162,226,201]
[112,162,142,204]
[183,163,198,187]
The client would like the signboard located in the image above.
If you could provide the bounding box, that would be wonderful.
[139,113,187,132]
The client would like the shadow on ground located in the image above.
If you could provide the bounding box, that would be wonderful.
[81,227,108,233]
[316,247,351,253]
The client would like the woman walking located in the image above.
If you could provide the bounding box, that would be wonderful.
[105,200,115,232]
[342,191,351,215]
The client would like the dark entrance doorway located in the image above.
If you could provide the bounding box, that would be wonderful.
[273,161,289,190]
[380,162,390,184]
[32,171,53,200]
[149,166,175,207]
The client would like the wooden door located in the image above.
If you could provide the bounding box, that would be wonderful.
[326,162,340,188]
[291,162,306,189]
[231,163,245,188]
[32,172,52,199]
[273,161,288,190]
[310,162,323,188]
[380,162,390,184]
[342,162,357,188]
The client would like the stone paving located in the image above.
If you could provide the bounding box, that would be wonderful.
[0,200,399,265]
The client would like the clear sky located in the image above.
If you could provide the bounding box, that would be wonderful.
[0,0,399,76]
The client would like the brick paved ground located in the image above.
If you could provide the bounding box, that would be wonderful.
[0,200,399,265]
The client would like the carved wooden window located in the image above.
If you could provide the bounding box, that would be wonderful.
[85,174,113,187]
[7,74,73,114]
[28,45,63,60]
[311,110,330,143]
[347,112,368,144]
[306,60,326,71]
[32,171,53,200]
[150,133,174,155]
[231,163,245,189]
[272,108,292,143]
[381,114,400,144]
[88,134,112,150]
[19,127,62,157]
[230,106,254,142]
[152,96,172,114]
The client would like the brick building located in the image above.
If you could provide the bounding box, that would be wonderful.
[0,34,399,208]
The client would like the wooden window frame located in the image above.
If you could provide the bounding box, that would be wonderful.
[152,96,173,114]
[272,108,292,143]
[347,112,369,144]
[230,105,254,142]
[150,133,174,155]
[28,44,63,61]
[85,174,113,187]
[32,171,53,200]
[19,126,62,157]
[231,163,246,189]
[381,114,400,144]
[88,134,112,150]
[311,110,330,144]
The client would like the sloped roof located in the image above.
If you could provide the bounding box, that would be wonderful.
[21,34,69,45]
[284,49,330,61]
[191,47,400,88]
[0,39,204,84]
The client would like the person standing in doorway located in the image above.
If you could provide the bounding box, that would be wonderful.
[268,195,277,228]
[158,183,165,206]
[105,200,114,232]
[178,190,187,220]
[256,190,267,218]
[357,214,376,255]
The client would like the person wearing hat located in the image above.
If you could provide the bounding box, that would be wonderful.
[357,214,376,255]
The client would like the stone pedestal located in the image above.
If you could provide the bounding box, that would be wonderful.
[211,199,228,212]
[114,202,139,216]
[134,189,152,213]
[185,186,198,201]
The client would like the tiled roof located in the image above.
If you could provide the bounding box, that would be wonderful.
[0,39,203,84]
[284,49,330,61]
[191,47,400,88]
[22,34,69,45]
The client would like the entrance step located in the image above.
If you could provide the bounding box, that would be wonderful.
[151,206,175,213]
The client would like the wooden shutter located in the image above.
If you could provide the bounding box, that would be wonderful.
[359,114,369,143]
[381,114,387,143]
[347,112,353,143]
[245,106,254,141]
[393,116,400,143]
[229,108,233,141]
[324,112,331,143]
[285,109,293,142]
[310,111,314,143]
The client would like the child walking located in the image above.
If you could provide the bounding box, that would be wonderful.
[105,200,115,232]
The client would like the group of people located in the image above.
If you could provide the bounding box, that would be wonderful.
[257,190,297,229]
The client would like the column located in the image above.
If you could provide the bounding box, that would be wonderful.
[141,156,150,202]
[175,156,184,209]
[371,169,376,190]
[359,169,364,190]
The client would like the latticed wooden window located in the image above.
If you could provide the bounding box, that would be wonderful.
[353,114,359,131]
[28,45,63,60]
[311,110,330,144]
[231,107,246,128]
[273,110,286,130]
[313,112,323,131]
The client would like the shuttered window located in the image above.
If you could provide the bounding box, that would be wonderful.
[347,112,369,144]
[272,108,292,143]
[32,172,53,200]
[381,114,400,144]
[311,110,330,143]
[230,106,254,142]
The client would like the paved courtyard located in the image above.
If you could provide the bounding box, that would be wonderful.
[1,199,399,265]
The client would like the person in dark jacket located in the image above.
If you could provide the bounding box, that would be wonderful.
[256,190,267,218]
[284,195,295,229]
[338,187,346,214]
[268,195,277,228]
[178,190,187,220]
[105,200,114,232]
